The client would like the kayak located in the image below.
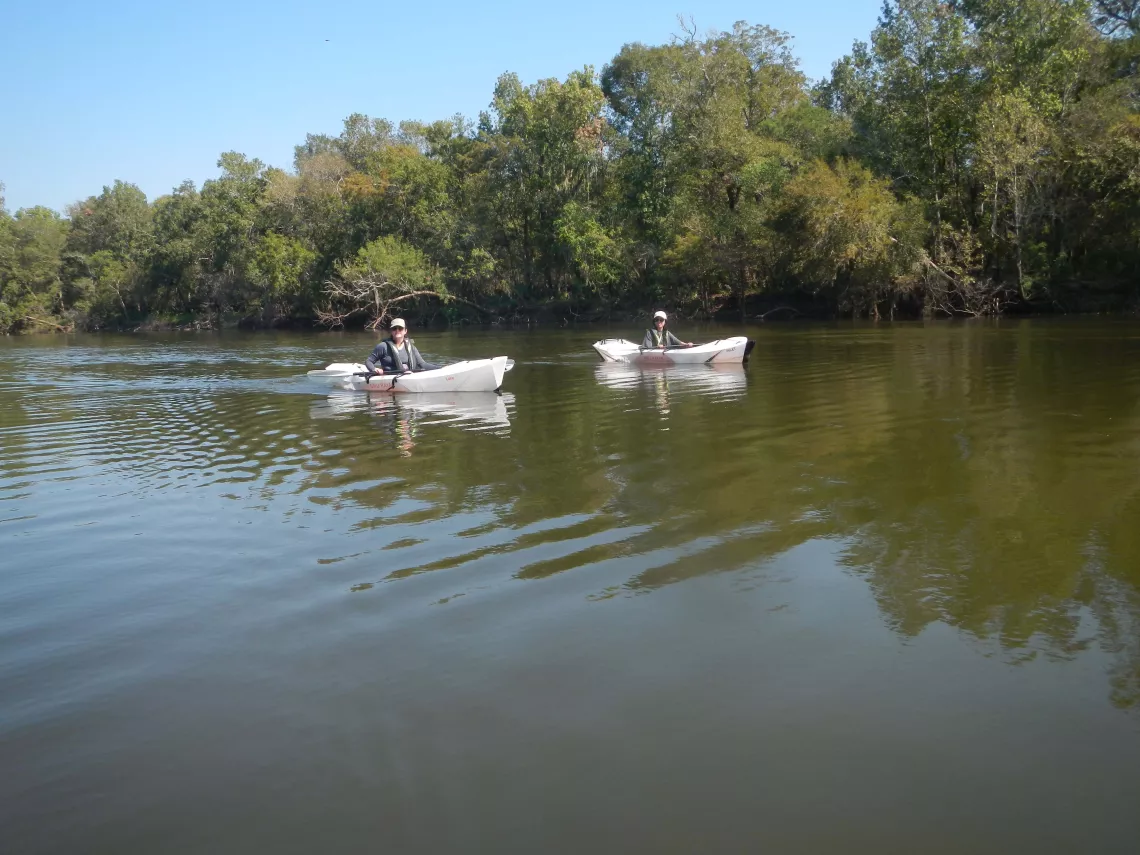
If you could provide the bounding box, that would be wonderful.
[307,356,511,393]
[592,336,753,364]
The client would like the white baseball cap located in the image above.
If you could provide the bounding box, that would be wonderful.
[389,318,407,329]
[653,310,667,321]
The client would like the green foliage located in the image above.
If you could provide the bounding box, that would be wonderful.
[555,201,625,300]
[0,207,70,332]
[7,3,1140,332]
[780,159,924,314]
[611,22,813,316]
[478,67,611,301]
[321,235,445,328]
[823,0,1140,311]
[71,251,137,329]
[250,232,318,315]
[340,234,439,290]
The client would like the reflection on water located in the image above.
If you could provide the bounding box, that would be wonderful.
[594,361,748,397]
[2,323,1140,852]
[310,391,513,457]
[594,362,748,417]
[310,391,513,431]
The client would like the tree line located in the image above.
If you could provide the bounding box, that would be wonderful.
[3,0,1140,333]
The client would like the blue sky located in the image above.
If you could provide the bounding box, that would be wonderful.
[0,0,882,213]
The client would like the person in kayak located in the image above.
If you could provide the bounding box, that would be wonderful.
[365,318,442,374]
[642,311,693,349]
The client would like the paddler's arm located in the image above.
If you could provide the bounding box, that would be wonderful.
[364,344,386,374]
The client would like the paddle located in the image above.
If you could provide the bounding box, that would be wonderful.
[353,358,515,373]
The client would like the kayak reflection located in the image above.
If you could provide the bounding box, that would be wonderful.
[310,391,513,432]
[593,362,748,403]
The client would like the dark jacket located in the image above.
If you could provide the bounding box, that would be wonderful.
[642,328,685,348]
[365,338,441,373]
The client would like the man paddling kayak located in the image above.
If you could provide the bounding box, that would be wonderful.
[365,318,442,374]
[642,310,693,349]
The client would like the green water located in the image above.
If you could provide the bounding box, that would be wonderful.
[2,320,1139,853]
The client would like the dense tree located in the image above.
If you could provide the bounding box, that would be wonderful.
[820,0,1140,313]
[3,3,1139,333]
[320,234,444,329]
[0,206,70,331]
[778,159,924,316]
[476,68,612,304]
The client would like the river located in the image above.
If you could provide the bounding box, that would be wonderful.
[2,320,1140,853]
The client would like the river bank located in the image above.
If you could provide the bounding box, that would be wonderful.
[8,287,1140,336]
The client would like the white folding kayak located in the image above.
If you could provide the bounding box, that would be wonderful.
[592,336,752,364]
[307,356,511,393]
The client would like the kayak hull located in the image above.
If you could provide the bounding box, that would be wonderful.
[307,356,509,393]
[592,336,752,364]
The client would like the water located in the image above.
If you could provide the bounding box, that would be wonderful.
[2,321,1140,853]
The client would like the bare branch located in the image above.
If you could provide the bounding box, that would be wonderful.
[23,315,73,332]
[318,278,444,329]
